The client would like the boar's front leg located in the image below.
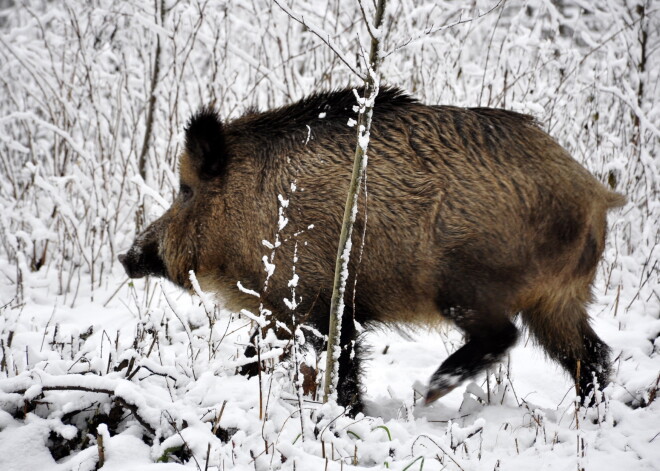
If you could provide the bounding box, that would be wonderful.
[335,311,364,416]
[237,329,261,378]
[426,308,518,403]
[238,323,293,377]
[237,312,364,416]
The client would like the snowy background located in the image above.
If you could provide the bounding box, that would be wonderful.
[0,0,659,469]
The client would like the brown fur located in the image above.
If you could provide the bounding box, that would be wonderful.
[119,87,624,413]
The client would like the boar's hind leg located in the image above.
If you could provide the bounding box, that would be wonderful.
[523,298,611,405]
[426,309,518,404]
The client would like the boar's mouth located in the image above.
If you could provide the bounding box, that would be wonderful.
[118,243,167,280]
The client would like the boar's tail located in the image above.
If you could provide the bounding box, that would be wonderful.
[604,191,627,209]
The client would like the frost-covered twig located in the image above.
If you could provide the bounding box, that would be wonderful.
[410,434,465,471]
[160,281,198,379]
[189,269,216,321]
[383,0,505,58]
[272,0,365,79]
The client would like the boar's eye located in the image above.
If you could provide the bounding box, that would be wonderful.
[179,184,193,202]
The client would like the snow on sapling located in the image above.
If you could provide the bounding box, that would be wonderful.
[231,181,322,426]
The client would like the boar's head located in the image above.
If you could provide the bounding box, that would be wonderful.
[119,108,231,290]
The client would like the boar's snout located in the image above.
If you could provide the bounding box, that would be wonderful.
[118,235,167,280]
[118,251,146,279]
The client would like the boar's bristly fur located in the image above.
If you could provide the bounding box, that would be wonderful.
[120,86,625,415]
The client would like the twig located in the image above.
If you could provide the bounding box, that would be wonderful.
[166,411,202,471]
[212,400,228,435]
[97,425,105,469]
[411,434,465,471]
[272,0,365,79]
[138,0,165,179]
[384,0,505,58]
[103,278,128,307]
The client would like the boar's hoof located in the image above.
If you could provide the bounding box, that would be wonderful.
[424,374,461,405]
[238,344,260,377]
[237,362,260,378]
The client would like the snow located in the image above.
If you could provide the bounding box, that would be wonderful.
[11,288,656,469]
[0,418,58,471]
[262,255,276,280]
[1,0,659,470]
[239,309,268,328]
[188,270,213,315]
[237,281,260,298]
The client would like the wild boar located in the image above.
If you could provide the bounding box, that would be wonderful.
[119,87,625,414]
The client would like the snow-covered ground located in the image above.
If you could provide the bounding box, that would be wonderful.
[1,0,658,470]
[0,263,658,470]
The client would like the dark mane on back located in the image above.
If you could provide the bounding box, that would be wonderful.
[468,107,540,128]
[286,85,418,121]
[228,86,418,139]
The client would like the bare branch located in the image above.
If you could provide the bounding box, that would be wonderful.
[384,0,505,58]
[272,0,366,80]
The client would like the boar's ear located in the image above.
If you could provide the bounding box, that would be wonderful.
[184,107,226,178]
